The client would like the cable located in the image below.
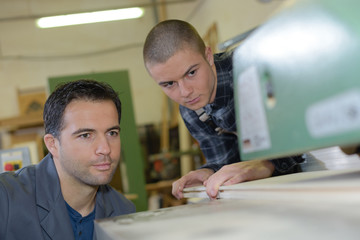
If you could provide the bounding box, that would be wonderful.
[0,42,143,61]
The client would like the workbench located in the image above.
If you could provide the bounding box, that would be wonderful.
[95,170,360,240]
[94,147,360,240]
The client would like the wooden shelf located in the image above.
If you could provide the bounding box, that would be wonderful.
[0,114,43,129]
[146,179,175,191]
[148,149,201,162]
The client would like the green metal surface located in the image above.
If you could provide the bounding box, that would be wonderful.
[48,71,148,211]
[233,0,360,160]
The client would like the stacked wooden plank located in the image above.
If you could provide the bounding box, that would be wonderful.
[95,167,360,240]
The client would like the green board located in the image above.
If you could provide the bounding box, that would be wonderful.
[233,0,360,160]
[48,70,148,211]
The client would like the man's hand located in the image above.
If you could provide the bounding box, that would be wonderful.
[204,160,275,199]
[172,168,214,199]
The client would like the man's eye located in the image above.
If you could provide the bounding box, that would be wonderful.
[163,81,175,88]
[188,69,196,77]
[79,133,90,139]
[109,131,119,137]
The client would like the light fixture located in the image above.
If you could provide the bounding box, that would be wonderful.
[36,7,144,28]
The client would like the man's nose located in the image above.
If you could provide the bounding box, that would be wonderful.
[96,136,111,155]
[179,80,192,97]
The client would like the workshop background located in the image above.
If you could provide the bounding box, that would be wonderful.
[0,0,288,211]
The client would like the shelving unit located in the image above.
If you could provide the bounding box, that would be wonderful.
[0,113,43,129]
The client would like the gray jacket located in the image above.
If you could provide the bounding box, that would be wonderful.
[0,154,135,240]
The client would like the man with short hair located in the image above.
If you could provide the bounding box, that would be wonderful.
[143,19,302,200]
[0,80,135,240]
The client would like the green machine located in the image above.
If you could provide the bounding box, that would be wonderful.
[233,0,360,160]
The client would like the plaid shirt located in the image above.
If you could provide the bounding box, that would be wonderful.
[180,52,302,174]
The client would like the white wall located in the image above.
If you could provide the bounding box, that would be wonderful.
[188,0,284,45]
[0,0,285,126]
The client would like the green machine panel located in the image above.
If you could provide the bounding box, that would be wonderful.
[48,71,148,211]
[233,0,360,160]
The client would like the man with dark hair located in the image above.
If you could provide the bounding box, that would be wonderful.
[0,80,135,240]
[143,19,303,200]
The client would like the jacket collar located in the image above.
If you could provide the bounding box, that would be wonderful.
[95,185,115,218]
[35,154,116,239]
[35,154,75,240]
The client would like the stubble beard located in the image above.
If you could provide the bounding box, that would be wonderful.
[60,153,119,187]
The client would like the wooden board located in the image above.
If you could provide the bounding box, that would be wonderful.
[183,168,360,200]
[95,166,360,239]
[95,196,360,240]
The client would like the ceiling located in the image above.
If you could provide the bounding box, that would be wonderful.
[0,0,201,60]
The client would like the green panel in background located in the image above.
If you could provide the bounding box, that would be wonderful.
[48,70,148,211]
[233,0,360,160]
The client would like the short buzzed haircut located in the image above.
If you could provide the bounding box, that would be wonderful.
[143,19,206,67]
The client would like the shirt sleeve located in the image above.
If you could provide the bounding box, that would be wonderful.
[181,109,240,172]
[198,133,240,172]
[180,106,304,175]
[270,155,304,176]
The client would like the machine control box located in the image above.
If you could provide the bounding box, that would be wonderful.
[0,147,31,173]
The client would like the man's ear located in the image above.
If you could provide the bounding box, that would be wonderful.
[44,134,59,158]
[205,47,214,66]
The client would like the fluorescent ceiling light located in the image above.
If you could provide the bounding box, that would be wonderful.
[36,7,144,28]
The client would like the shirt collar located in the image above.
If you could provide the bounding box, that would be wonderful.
[206,51,233,112]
